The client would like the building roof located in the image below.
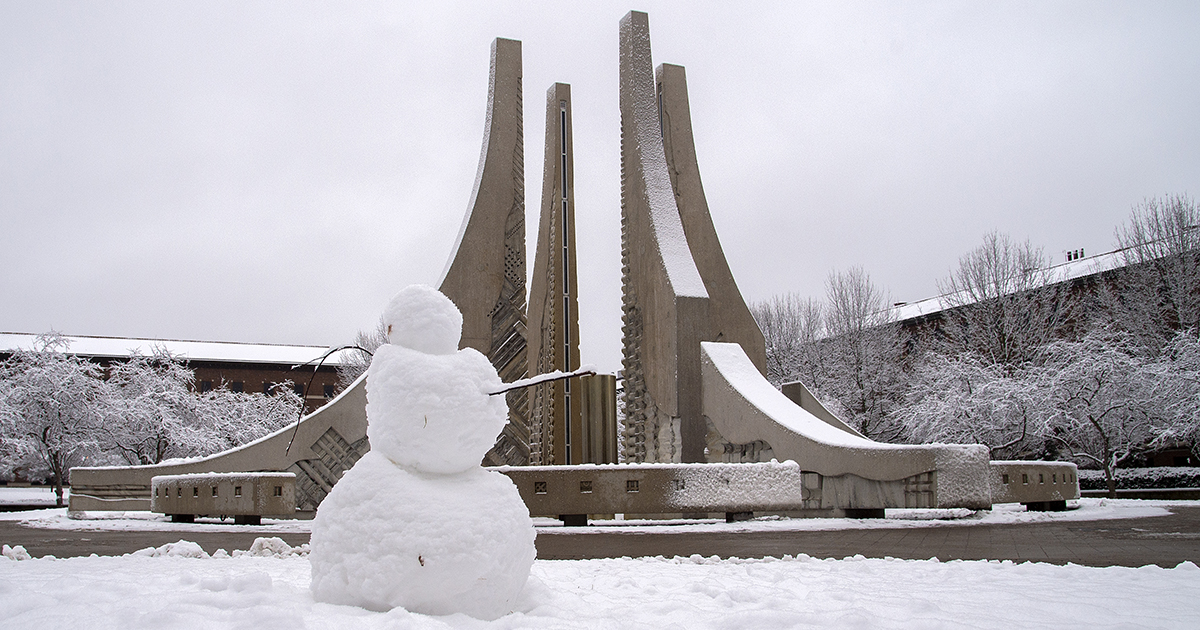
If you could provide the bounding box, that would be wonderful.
[890,247,1126,323]
[0,332,353,367]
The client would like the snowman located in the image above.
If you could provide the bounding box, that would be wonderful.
[309,284,536,619]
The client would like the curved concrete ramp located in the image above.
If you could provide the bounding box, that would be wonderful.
[69,373,369,512]
[701,341,992,509]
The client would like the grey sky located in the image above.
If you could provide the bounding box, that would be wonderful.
[2,1,1197,374]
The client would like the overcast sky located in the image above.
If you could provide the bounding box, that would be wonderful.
[2,1,1197,373]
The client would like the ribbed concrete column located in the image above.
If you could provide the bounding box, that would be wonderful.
[528,83,582,465]
[438,38,530,466]
[619,11,711,463]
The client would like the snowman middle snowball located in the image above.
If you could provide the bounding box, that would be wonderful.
[309,284,536,619]
[369,284,508,474]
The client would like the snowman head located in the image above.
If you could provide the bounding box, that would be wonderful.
[382,285,463,355]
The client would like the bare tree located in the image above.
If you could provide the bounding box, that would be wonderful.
[937,231,1069,369]
[822,266,908,441]
[751,293,825,387]
[335,318,388,391]
[1109,194,1200,350]
[0,333,105,507]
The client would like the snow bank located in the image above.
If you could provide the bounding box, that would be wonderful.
[1079,467,1200,490]
[234,537,309,558]
[130,540,209,559]
[2,544,31,561]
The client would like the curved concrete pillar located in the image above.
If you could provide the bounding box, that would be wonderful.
[528,83,582,465]
[656,63,768,376]
[701,341,993,509]
[438,38,530,466]
[619,11,711,464]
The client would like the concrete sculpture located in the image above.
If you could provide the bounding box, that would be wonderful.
[70,15,1078,519]
[70,377,369,511]
[527,83,583,465]
[657,63,768,376]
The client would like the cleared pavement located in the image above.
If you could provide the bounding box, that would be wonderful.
[2,507,1199,568]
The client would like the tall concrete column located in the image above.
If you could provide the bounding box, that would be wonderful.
[438,38,530,466]
[656,63,768,376]
[528,83,582,465]
[619,11,711,464]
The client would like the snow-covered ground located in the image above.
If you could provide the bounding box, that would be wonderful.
[2,537,1197,629]
[0,487,62,507]
[3,499,1199,628]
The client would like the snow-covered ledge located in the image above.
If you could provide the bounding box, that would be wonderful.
[151,472,296,524]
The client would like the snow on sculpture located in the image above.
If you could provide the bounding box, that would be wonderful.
[308,284,536,618]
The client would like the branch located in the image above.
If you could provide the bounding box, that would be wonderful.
[485,366,598,395]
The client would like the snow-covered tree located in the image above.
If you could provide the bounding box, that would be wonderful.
[0,333,105,506]
[1040,331,1157,497]
[104,350,208,465]
[195,383,302,455]
[1142,330,1200,462]
[1108,194,1200,351]
[937,231,1071,369]
[897,352,1047,459]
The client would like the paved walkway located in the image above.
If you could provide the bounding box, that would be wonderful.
[3,507,1199,567]
[537,508,1200,567]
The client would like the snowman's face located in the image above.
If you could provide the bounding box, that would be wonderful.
[383,285,463,355]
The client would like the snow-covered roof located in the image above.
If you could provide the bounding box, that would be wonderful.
[0,332,352,367]
[890,247,1126,323]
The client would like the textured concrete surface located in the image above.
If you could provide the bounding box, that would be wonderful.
[3,507,1198,568]
[527,82,581,466]
[619,10,710,465]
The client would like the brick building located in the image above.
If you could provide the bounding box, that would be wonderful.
[0,332,353,414]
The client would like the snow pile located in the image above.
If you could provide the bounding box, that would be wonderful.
[130,539,209,559]
[233,537,308,558]
[2,544,31,561]
[309,285,535,619]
